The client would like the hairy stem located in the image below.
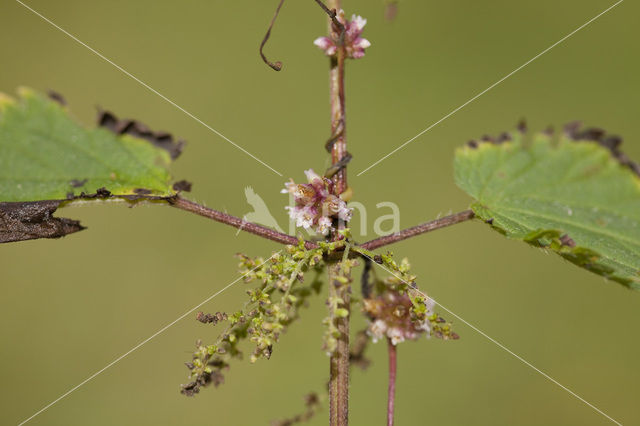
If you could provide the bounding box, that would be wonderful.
[325,1,350,425]
[387,339,397,426]
[360,209,475,250]
[328,263,350,426]
[169,196,317,248]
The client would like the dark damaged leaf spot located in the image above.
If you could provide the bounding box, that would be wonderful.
[0,89,189,243]
[565,122,639,177]
[517,119,527,134]
[96,187,111,198]
[97,110,185,160]
[496,132,511,143]
[133,188,153,195]
[172,180,192,192]
[69,179,88,188]
[455,124,640,289]
[47,90,66,106]
[560,234,576,248]
[0,201,85,243]
[466,121,639,178]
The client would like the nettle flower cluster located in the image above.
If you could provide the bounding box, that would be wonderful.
[314,10,371,59]
[363,255,459,345]
[282,169,352,235]
[182,243,326,396]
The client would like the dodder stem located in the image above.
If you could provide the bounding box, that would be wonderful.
[387,339,397,426]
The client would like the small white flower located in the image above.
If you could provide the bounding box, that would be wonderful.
[296,206,316,229]
[368,319,387,343]
[282,179,296,193]
[304,169,323,186]
[354,38,371,49]
[416,318,432,334]
[351,14,367,31]
[387,327,405,345]
[313,37,332,49]
[425,297,436,315]
[337,202,353,221]
[317,216,332,235]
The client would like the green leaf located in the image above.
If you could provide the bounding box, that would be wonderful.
[0,87,180,201]
[0,88,187,243]
[454,125,640,289]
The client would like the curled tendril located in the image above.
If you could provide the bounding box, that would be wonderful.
[260,0,347,71]
[260,0,286,71]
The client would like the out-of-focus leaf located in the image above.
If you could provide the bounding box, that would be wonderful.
[454,124,640,289]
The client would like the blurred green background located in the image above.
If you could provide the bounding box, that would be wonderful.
[1,0,639,425]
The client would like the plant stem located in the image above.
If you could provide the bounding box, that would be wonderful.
[169,196,317,248]
[360,209,475,250]
[326,1,350,424]
[169,197,474,254]
[387,339,397,426]
[328,262,350,426]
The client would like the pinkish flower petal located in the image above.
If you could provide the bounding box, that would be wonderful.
[316,216,332,235]
[295,206,316,229]
[337,202,353,221]
[304,169,322,184]
[351,14,367,31]
[313,37,332,50]
[368,319,387,343]
[387,328,405,345]
[354,37,371,49]
[292,183,316,205]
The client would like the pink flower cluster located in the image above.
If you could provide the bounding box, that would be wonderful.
[282,169,352,235]
[313,11,371,59]
[365,293,437,345]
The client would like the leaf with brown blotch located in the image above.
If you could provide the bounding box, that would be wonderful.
[0,88,191,243]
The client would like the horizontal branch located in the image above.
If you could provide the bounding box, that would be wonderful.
[169,197,317,248]
[359,210,475,251]
[169,198,473,253]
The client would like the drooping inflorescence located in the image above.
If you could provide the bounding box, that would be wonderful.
[181,242,325,396]
[182,239,348,396]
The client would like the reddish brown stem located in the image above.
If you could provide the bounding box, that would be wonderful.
[260,0,286,71]
[169,196,317,248]
[360,210,475,251]
[325,1,350,425]
[387,339,397,426]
